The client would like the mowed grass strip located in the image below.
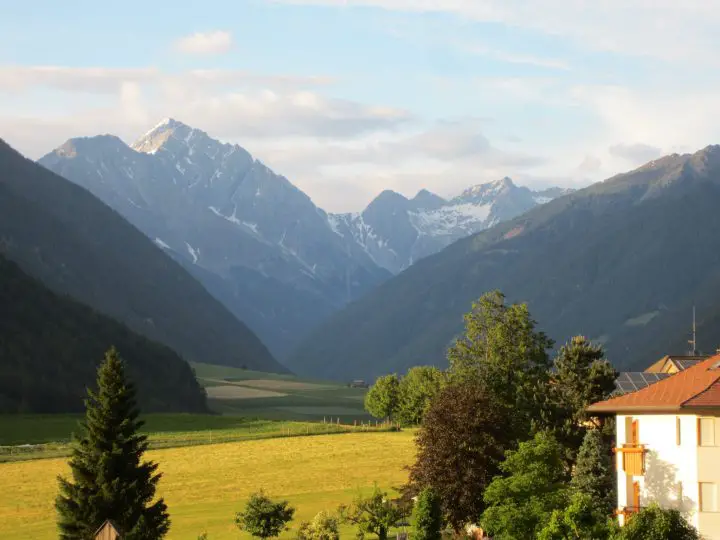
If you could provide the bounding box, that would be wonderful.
[232,379,335,391]
[0,430,415,540]
[191,362,371,421]
[205,385,288,400]
[0,414,296,445]
[0,415,393,463]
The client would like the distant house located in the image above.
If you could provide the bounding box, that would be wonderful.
[645,354,709,374]
[588,354,720,538]
[613,354,710,396]
[349,380,368,388]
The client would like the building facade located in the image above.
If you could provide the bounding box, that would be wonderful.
[588,355,720,539]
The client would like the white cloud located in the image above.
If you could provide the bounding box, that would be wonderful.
[609,143,663,164]
[174,30,233,55]
[0,65,412,165]
[462,44,570,70]
[570,84,720,150]
[0,66,158,94]
[0,66,335,94]
[577,155,602,174]
[270,0,720,64]
[243,119,548,210]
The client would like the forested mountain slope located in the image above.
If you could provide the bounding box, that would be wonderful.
[289,147,720,380]
[0,254,207,413]
[0,138,284,373]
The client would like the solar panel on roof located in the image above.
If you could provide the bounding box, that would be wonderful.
[612,372,672,396]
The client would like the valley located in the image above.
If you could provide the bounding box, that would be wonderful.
[0,364,407,538]
[2,5,717,538]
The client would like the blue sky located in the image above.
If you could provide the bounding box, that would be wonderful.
[2,0,720,211]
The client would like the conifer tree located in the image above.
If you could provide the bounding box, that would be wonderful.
[56,347,170,539]
[571,429,616,517]
[548,336,617,459]
[413,488,442,540]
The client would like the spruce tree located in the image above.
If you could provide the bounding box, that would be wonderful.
[571,429,616,517]
[548,336,617,459]
[56,347,170,539]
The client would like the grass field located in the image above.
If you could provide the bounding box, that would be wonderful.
[191,362,372,422]
[0,414,393,463]
[0,364,399,537]
[0,431,416,539]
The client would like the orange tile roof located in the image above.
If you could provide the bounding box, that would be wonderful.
[588,355,720,413]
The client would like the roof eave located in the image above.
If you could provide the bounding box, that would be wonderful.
[587,405,683,414]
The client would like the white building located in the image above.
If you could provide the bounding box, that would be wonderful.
[588,355,720,538]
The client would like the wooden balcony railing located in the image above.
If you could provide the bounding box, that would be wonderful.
[615,506,643,519]
[614,444,646,475]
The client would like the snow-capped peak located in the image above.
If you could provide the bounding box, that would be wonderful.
[328,177,569,274]
[456,177,517,203]
[131,118,205,155]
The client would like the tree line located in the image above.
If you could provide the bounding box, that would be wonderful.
[365,290,699,539]
[55,291,699,539]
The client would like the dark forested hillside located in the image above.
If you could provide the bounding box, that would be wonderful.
[0,254,207,413]
[288,146,720,380]
[0,138,285,373]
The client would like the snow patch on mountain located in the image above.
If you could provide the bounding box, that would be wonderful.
[410,202,494,236]
[185,242,200,264]
[154,238,171,250]
[327,178,572,274]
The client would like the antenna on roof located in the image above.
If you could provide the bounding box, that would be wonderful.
[689,306,697,355]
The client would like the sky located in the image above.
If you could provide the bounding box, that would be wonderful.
[2,0,720,212]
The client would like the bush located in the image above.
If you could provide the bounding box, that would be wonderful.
[297,511,340,540]
[614,504,699,540]
[413,488,442,540]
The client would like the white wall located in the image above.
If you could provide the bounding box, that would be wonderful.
[616,414,699,529]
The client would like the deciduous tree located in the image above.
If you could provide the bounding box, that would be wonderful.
[481,431,569,540]
[364,374,400,421]
[397,367,446,426]
[55,348,170,540]
[338,485,403,540]
[408,382,511,532]
[235,491,295,539]
[448,290,554,439]
[537,492,617,540]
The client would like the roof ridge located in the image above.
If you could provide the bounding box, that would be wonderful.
[682,376,720,407]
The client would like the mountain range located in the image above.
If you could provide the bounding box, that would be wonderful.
[288,146,720,380]
[329,178,572,273]
[0,138,283,374]
[39,119,569,357]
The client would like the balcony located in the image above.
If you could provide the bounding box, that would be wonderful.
[615,506,643,520]
[614,444,646,475]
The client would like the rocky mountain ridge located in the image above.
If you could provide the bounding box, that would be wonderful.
[40,119,570,358]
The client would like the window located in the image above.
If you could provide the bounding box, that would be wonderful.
[700,418,715,446]
[701,483,718,512]
[676,417,682,445]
